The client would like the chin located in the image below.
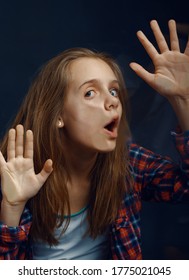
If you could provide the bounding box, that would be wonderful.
[97,145,116,153]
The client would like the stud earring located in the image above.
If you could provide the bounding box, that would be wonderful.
[57,118,64,128]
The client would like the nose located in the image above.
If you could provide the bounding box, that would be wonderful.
[104,92,119,111]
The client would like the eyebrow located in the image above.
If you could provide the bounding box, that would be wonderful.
[78,79,120,89]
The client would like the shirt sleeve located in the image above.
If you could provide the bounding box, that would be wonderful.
[0,207,32,259]
[129,130,189,202]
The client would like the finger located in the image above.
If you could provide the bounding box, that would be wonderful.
[15,124,24,157]
[37,159,53,184]
[130,62,154,86]
[184,36,189,56]
[24,130,33,159]
[0,152,4,175]
[0,151,6,176]
[168,19,180,51]
[150,20,169,53]
[0,151,6,167]
[137,30,159,60]
[7,128,16,160]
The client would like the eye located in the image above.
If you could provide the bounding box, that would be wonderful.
[110,88,119,98]
[84,90,95,98]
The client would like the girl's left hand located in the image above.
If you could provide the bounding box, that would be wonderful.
[130,20,189,100]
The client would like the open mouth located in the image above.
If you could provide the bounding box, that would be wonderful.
[104,120,117,132]
[104,117,119,137]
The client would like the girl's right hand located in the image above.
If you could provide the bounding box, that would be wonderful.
[0,124,53,207]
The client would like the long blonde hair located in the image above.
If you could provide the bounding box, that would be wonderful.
[0,48,133,245]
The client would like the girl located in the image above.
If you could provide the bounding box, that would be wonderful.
[0,20,189,260]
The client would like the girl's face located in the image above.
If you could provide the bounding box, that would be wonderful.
[61,57,123,154]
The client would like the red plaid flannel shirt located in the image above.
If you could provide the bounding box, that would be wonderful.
[1,131,189,259]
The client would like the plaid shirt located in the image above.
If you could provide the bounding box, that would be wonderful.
[1,131,189,260]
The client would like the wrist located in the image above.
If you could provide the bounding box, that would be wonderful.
[168,95,189,104]
[168,96,189,132]
[0,199,26,226]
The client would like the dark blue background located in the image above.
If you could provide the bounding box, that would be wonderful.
[0,0,188,259]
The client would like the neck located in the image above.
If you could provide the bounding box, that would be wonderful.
[63,144,98,183]
[62,144,98,213]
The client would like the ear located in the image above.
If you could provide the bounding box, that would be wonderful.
[57,117,64,128]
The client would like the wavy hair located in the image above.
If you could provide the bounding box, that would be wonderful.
[0,48,133,245]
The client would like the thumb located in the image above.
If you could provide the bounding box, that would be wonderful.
[129,62,154,86]
[37,159,53,184]
[43,159,53,174]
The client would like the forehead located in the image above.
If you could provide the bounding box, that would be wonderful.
[68,57,117,83]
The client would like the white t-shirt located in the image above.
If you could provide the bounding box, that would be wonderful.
[33,206,109,260]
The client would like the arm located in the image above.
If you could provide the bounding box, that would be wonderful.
[0,207,32,260]
[129,130,189,202]
[130,20,189,132]
[0,125,53,225]
[0,124,53,259]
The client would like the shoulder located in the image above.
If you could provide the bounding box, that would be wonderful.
[128,142,172,169]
